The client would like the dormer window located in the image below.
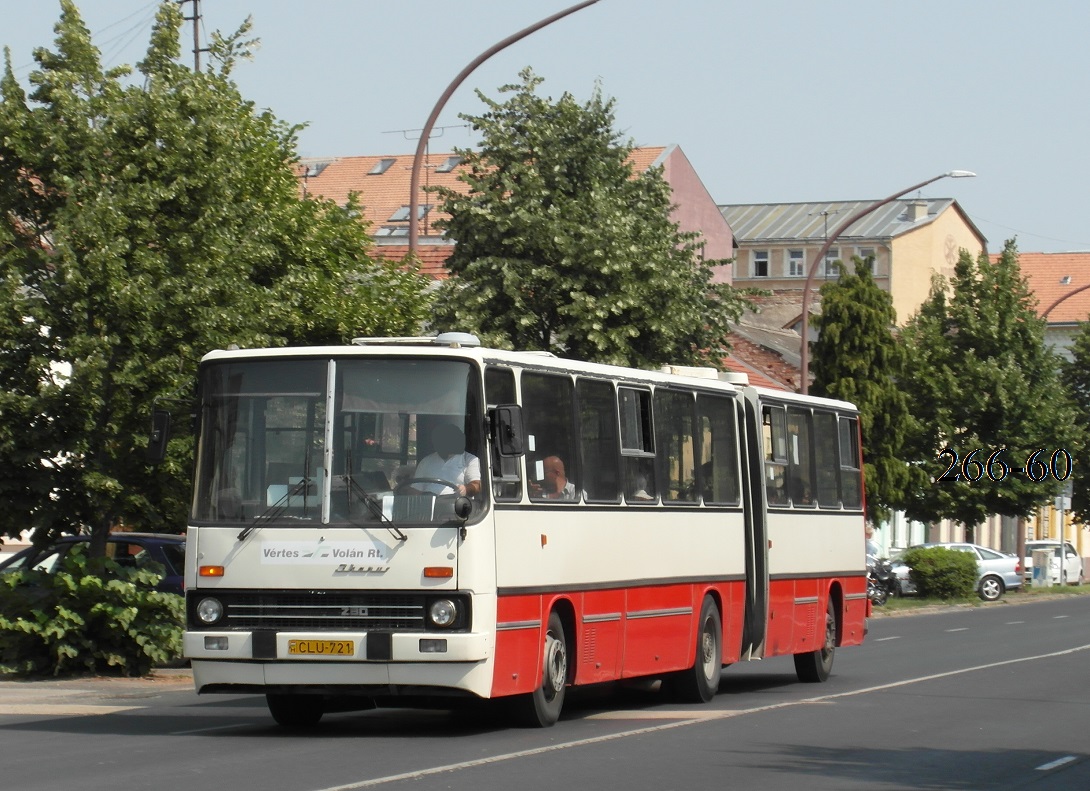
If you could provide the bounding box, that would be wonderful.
[368,158,396,175]
[436,156,463,173]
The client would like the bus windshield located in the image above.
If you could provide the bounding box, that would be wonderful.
[191,357,483,527]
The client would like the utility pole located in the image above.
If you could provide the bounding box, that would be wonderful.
[177,0,210,71]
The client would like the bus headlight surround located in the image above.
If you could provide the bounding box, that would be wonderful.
[196,597,224,625]
[428,598,458,628]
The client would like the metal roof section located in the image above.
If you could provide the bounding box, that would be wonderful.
[719,198,957,243]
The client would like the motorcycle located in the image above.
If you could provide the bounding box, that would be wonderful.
[867,554,898,606]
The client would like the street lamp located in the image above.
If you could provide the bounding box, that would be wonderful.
[408,0,600,255]
[798,170,976,394]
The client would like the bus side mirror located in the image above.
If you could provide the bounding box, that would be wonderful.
[146,409,172,463]
[492,405,525,457]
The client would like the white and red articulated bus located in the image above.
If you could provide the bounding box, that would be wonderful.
[183,333,868,728]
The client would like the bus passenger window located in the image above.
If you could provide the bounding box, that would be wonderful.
[839,416,863,509]
[697,394,740,505]
[787,408,815,507]
[620,387,657,503]
[812,411,841,507]
[523,373,579,504]
[577,379,621,503]
[762,405,788,506]
[655,390,698,503]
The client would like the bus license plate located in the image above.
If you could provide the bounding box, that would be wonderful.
[287,639,355,656]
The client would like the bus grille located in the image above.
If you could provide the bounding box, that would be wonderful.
[213,592,426,631]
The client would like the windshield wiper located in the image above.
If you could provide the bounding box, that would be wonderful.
[344,453,407,542]
[237,477,314,541]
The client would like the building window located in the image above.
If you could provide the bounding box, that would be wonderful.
[823,247,841,277]
[788,249,805,278]
[752,250,769,278]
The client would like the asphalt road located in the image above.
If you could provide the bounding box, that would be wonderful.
[1,595,1088,791]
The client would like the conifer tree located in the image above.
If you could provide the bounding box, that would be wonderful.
[810,257,918,523]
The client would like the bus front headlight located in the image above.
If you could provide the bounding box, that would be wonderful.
[428,598,458,628]
[196,597,224,625]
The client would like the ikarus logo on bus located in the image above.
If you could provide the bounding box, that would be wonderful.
[260,539,390,573]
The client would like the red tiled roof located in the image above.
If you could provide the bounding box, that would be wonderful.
[371,244,454,280]
[723,336,796,391]
[297,147,670,245]
[991,251,1090,324]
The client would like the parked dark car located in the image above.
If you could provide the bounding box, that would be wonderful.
[0,533,185,594]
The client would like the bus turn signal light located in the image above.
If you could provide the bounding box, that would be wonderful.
[199,565,225,577]
[423,566,454,579]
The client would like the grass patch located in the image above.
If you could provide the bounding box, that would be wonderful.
[873,583,1090,614]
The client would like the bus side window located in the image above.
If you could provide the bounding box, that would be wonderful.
[655,389,698,503]
[839,416,863,509]
[762,405,788,506]
[812,410,841,507]
[522,372,579,503]
[787,408,815,507]
[577,379,621,503]
[486,367,522,501]
[620,387,657,503]
[697,394,740,506]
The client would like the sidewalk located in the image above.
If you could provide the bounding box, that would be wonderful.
[0,667,194,714]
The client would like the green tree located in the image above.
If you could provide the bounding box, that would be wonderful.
[810,257,919,524]
[897,240,1076,535]
[0,2,431,551]
[431,69,751,368]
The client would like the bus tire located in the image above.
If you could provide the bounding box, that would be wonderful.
[512,610,567,727]
[668,595,722,703]
[794,598,836,683]
[266,693,324,728]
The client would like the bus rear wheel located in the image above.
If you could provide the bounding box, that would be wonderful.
[512,611,567,727]
[794,598,836,683]
[667,595,722,703]
[266,693,324,728]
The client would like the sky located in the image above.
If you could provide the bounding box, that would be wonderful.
[3,0,1089,254]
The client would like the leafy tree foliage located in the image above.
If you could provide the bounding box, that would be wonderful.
[897,240,1077,533]
[431,69,750,368]
[0,2,431,548]
[810,257,919,524]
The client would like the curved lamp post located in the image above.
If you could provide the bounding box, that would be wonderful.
[408,0,600,255]
[798,170,976,394]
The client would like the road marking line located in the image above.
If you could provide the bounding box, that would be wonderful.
[1054,615,1070,619]
[945,628,969,632]
[1037,756,1077,771]
[1006,621,1025,625]
[0,704,138,716]
[874,636,902,641]
[308,642,1090,791]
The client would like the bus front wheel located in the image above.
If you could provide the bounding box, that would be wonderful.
[794,598,836,683]
[512,610,568,727]
[267,693,324,728]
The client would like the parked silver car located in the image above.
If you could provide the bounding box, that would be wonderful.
[892,543,1022,601]
[1023,540,1084,586]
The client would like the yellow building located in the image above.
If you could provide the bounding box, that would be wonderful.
[720,198,986,325]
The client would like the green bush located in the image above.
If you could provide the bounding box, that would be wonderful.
[0,545,184,677]
[901,546,978,600]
